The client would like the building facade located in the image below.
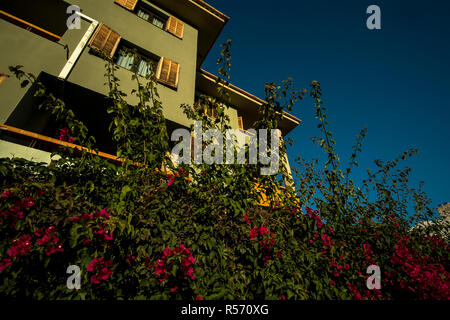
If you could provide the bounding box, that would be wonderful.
[0,0,300,182]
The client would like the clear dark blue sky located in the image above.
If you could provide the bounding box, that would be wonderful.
[202,0,450,211]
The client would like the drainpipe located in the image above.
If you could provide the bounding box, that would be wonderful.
[58,11,98,80]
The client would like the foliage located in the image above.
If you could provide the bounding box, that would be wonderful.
[0,42,448,300]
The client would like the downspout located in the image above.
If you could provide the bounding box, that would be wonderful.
[58,11,98,80]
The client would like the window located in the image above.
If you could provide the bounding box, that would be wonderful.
[136,5,167,29]
[89,21,180,87]
[114,43,158,78]
[114,0,184,38]
[206,103,218,119]
[194,95,219,119]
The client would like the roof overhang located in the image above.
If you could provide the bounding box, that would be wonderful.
[197,69,301,135]
[150,0,229,68]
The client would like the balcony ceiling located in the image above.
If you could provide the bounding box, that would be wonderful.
[196,70,301,136]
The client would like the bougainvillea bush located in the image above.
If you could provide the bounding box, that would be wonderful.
[0,42,449,299]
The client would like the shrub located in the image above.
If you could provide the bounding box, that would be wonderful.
[0,42,448,300]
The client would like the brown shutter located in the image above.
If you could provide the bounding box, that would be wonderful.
[0,73,9,85]
[165,16,184,39]
[237,116,244,130]
[88,23,121,58]
[115,0,138,11]
[190,135,195,160]
[157,57,180,87]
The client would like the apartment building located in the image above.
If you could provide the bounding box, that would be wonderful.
[0,0,300,182]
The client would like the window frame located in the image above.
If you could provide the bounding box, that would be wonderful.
[114,41,159,78]
[134,2,168,30]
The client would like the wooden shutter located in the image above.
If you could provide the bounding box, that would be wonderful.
[165,16,184,39]
[237,116,244,130]
[88,23,121,58]
[115,0,138,11]
[190,135,195,160]
[0,73,9,85]
[157,57,180,87]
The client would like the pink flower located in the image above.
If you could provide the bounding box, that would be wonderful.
[249,227,259,240]
[21,197,35,209]
[96,226,113,241]
[277,251,283,259]
[163,248,171,257]
[70,216,81,222]
[8,235,32,257]
[35,227,63,255]
[35,189,45,198]
[95,208,110,220]
[126,254,136,265]
[45,245,64,255]
[46,226,55,234]
[153,245,196,283]
[170,286,179,293]
[58,128,74,142]
[244,215,250,225]
[195,295,203,300]
[87,257,113,284]
[167,175,176,186]
[280,295,286,300]
[330,280,336,287]
[1,190,12,198]
[0,258,13,272]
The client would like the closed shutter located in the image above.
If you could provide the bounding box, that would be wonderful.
[190,135,195,160]
[165,16,184,39]
[237,116,244,130]
[157,57,180,87]
[88,23,121,58]
[115,0,138,11]
[0,73,9,85]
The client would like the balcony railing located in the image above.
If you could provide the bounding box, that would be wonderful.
[0,10,61,42]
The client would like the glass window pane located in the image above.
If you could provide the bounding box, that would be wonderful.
[137,59,152,77]
[137,9,150,21]
[116,52,134,70]
[152,17,164,29]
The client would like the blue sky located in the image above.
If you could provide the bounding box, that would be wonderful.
[202,0,450,211]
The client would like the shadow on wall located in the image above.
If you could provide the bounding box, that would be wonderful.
[5,72,117,155]
[0,0,69,38]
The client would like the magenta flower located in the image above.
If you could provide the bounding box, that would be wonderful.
[0,258,13,272]
[1,190,12,198]
[8,235,32,257]
[87,257,113,284]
